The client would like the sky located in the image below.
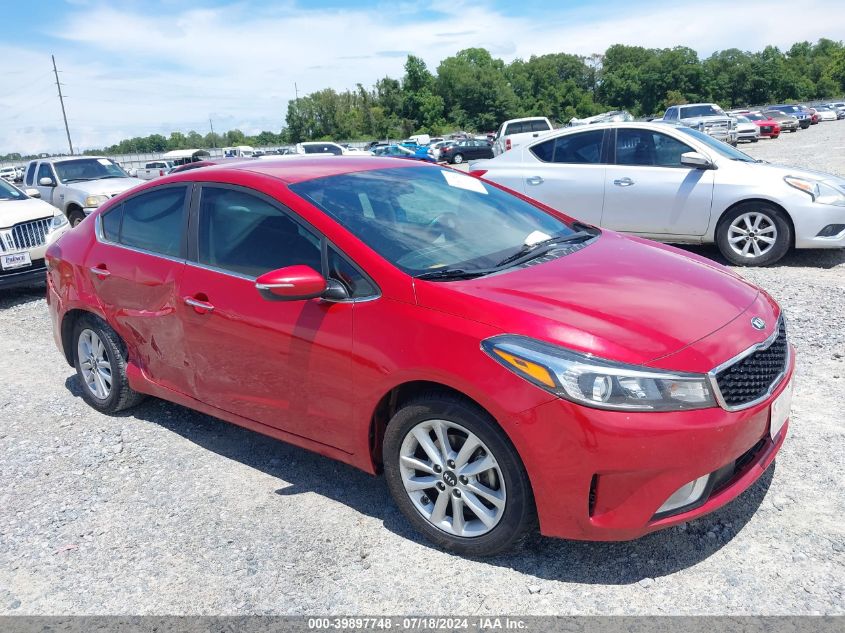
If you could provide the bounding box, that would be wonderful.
[1,0,843,155]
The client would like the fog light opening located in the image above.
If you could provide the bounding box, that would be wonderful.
[816,224,845,238]
[656,474,710,515]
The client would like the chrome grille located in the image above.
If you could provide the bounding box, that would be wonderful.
[0,217,52,253]
[713,318,788,409]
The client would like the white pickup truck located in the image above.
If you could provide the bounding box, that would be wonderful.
[23,156,144,226]
[134,160,175,180]
[492,117,554,156]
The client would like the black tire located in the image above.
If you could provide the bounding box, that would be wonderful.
[716,202,792,266]
[67,207,86,227]
[72,314,145,413]
[751,137,758,143]
[383,393,535,557]
[452,153,464,164]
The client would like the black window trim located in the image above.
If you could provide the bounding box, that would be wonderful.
[94,183,192,262]
[610,127,696,169]
[186,182,380,302]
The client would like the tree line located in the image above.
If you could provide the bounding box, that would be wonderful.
[5,38,844,160]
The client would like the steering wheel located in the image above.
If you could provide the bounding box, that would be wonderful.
[426,212,460,239]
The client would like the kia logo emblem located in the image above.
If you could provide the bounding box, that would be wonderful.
[751,317,766,330]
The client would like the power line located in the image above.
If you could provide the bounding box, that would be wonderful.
[52,54,74,155]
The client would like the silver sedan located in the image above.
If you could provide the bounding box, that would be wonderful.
[470,121,845,266]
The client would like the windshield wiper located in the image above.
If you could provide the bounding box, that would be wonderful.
[61,177,95,183]
[97,175,126,179]
[414,268,492,281]
[493,231,593,269]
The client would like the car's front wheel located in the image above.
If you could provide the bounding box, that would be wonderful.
[383,394,534,556]
[452,153,464,164]
[67,208,86,227]
[73,315,145,413]
[716,202,791,266]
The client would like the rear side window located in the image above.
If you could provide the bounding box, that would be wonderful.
[25,163,36,186]
[530,130,604,164]
[197,187,322,278]
[530,120,551,132]
[101,206,123,242]
[119,186,187,257]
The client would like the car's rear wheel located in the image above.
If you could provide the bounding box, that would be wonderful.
[73,315,145,413]
[452,153,464,164]
[716,202,791,266]
[383,394,534,556]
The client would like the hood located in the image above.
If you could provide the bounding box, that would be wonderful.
[414,232,764,368]
[67,177,144,196]
[0,197,57,228]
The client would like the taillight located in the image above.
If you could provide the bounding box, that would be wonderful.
[469,170,487,178]
[505,138,512,151]
[159,170,164,176]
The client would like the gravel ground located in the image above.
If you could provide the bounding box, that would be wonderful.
[1,123,844,616]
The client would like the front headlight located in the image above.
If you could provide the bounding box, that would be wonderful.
[49,213,68,231]
[784,176,845,206]
[83,195,109,208]
[482,336,716,411]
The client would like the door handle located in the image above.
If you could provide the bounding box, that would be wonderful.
[183,296,215,313]
[613,177,635,187]
[526,176,544,186]
[90,266,110,278]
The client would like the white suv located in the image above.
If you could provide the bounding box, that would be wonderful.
[492,117,554,156]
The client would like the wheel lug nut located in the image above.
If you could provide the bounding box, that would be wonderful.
[452,489,461,497]
[433,465,442,473]
[459,476,468,485]
[421,496,430,505]
[436,482,446,491]
[447,460,455,468]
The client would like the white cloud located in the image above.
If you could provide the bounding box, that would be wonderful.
[2,0,842,154]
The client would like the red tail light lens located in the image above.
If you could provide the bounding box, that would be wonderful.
[505,138,512,151]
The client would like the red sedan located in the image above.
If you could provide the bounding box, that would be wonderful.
[45,158,793,555]
[743,112,781,138]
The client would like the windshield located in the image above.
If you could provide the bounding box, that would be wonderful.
[0,178,27,201]
[680,104,725,118]
[745,113,765,121]
[775,105,799,113]
[54,158,127,183]
[289,166,580,275]
[676,127,756,162]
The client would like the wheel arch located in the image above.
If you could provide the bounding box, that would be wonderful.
[367,380,517,474]
[59,308,111,366]
[715,198,796,248]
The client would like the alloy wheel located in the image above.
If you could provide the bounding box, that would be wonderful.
[399,418,506,537]
[77,328,113,399]
[727,212,778,259]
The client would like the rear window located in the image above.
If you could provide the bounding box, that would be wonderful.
[679,105,725,118]
[505,120,549,136]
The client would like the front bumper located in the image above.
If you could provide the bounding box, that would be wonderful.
[789,197,845,249]
[510,351,794,541]
[0,258,47,289]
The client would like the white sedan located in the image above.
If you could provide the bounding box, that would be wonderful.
[470,121,845,266]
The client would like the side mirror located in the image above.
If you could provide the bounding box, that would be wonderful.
[39,177,56,187]
[255,265,326,301]
[680,151,714,170]
[25,188,41,198]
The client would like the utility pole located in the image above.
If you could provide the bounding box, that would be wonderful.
[52,54,73,155]
[295,82,299,100]
[209,118,216,148]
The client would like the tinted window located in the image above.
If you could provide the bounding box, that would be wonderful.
[530,130,604,164]
[37,163,54,183]
[530,120,551,132]
[25,163,36,186]
[615,129,692,167]
[101,206,123,241]
[505,122,525,135]
[119,186,187,257]
[327,246,376,298]
[198,187,322,278]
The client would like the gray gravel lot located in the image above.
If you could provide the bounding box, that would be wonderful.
[1,122,844,616]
